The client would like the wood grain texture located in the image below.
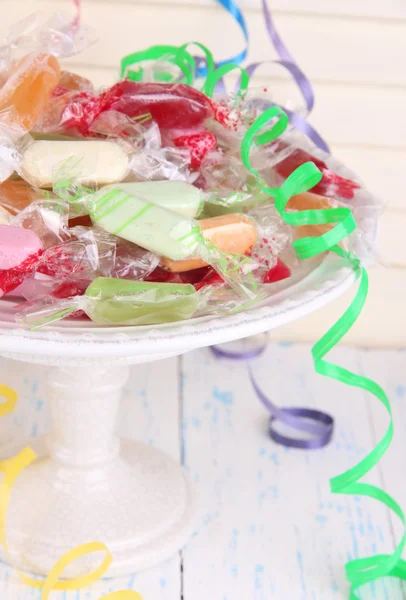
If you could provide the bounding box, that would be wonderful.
[377,213,403,266]
[181,345,405,599]
[330,147,406,210]
[123,0,406,20]
[269,266,403,348]
[3,1,406,86]
[360,349,406,568]
[0,346,405,598]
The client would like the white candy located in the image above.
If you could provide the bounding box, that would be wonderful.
[21,140,129,188]
[0,205,10,225]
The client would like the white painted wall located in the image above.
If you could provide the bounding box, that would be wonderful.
[4,0,406,346]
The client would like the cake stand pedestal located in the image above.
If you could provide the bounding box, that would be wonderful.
[2,363,196,578]
[0,252,361,578]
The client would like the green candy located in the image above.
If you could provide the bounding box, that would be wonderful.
[85,278,199,325]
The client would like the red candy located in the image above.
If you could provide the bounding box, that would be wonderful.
[37,244,90,280]
[145,265,224,290]
[191,268,224,291]
[145,266,183,284]
[275,147,359,200]
[61,81,215,136]
[174,130,217,167]
[263,258,291,284]
[51,281,87,299]
[100,81,215,130]
[0,250,43,298]
[60,91,104,136]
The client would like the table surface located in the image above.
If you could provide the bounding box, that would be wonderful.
[0,342,405,599]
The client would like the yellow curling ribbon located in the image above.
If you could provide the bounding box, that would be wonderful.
[0,385,143,599]
[0,384,17,417]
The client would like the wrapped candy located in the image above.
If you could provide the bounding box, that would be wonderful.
[0,53,61,130]
[53,70,94,97]
[13,228,160,303]
[272,145,360,200]
[94,181,204,219]
[36,227,159,284]
[16,278,201,327]
[0,179,45,215]
[11,199,70,248]
[161,214,258,272]
[0,225,43,297]
[54,81,215,137]
[20,139,129,188]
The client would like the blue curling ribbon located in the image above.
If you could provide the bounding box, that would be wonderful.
[195,0,249,77]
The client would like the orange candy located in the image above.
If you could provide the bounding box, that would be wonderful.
[162,214,258,272]
[0,179,42,215]
[0,53,60,130]
[288,191,335,239]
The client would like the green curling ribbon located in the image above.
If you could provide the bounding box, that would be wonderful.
[203,63,250,98]
[180,42,216,83]
[241,106,406,597]
[120,43,250,98]
[120,45,196,85]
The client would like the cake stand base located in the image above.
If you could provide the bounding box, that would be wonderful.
[3,439,196,578]
[0,363,197,578]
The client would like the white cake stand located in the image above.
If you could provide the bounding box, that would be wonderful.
[0,153,379,579]
[0,252,357,579]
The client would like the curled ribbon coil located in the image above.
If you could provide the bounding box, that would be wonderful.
[240,106,406,597]
[0,386,143,599]
[211,341,334,450]
[119,0,329,151]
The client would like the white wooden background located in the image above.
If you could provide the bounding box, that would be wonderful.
[1,0,404,346]
[0,345,406,600]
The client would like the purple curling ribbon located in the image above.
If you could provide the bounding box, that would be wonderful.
[208,0,330,152]
[245,0,330,152]
[260,0,314,113]
[211,341,334,450]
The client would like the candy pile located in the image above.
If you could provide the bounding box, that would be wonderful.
[0,19,364,328]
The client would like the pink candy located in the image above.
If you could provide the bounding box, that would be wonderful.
[0,225,43,270]
[0,225,43,298]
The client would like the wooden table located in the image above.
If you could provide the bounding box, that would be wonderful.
[0,343,405,599]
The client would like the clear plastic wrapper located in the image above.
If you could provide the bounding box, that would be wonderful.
[37,227,159,284]
[12,228,160,303]
[0,178,47,215]
[0,11,97,65]
[0,116,30,183]
[11,198,70,248]
[52,70,94,97]
[129,146,196,183]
